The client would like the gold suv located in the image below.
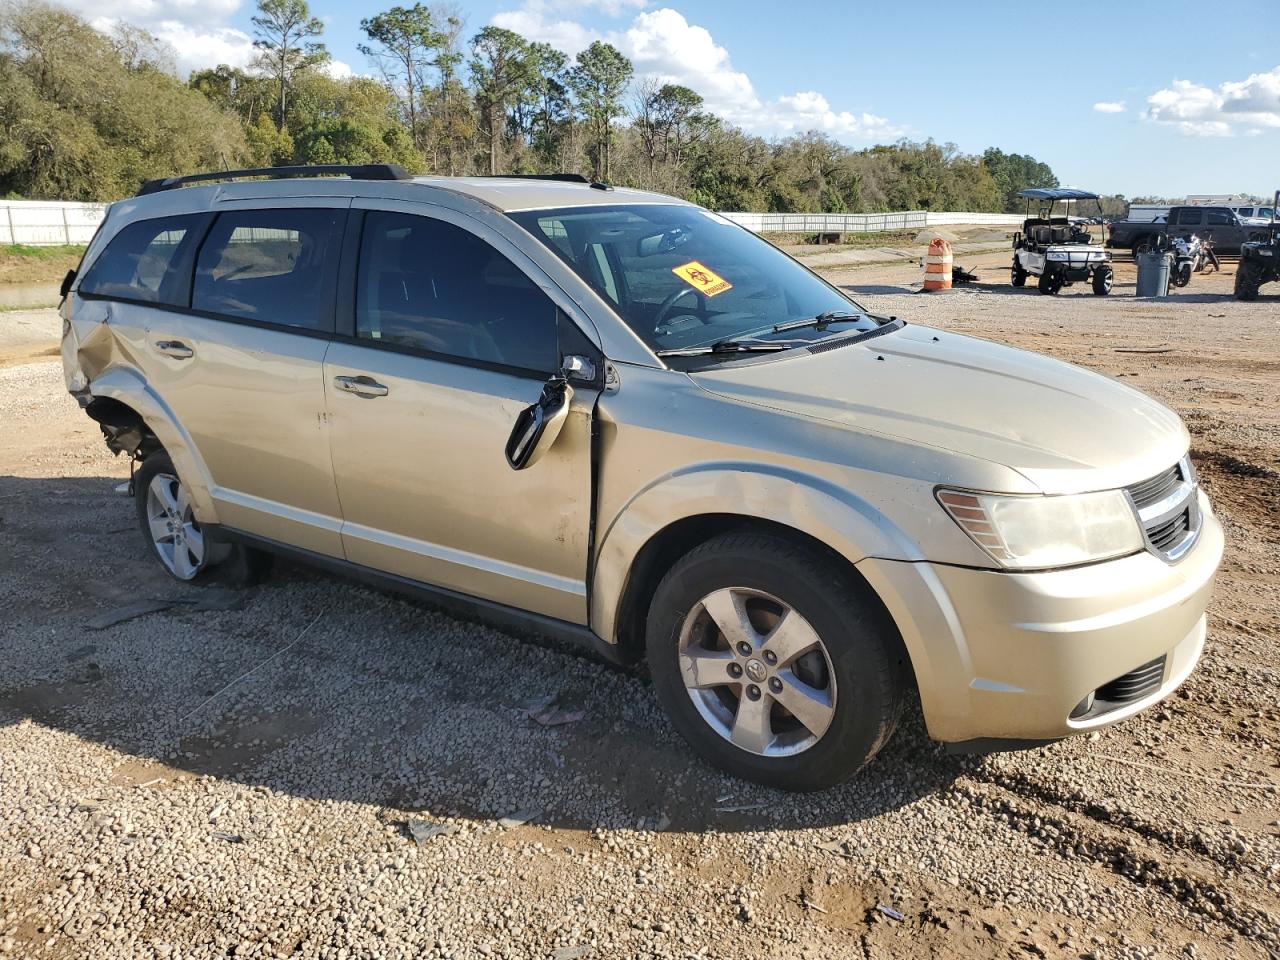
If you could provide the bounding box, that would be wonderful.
[61,165,1222,790]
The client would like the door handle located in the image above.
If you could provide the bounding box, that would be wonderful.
[155,340,194,359]
[333,374,389,399]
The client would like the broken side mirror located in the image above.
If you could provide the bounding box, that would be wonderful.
[505,376,573,470]
[60,269,76,299]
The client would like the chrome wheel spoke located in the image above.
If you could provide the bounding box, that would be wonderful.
[701,588,756,649]
[679,649,737,689]
[763,608,822,667]
[171,546,195,580]
[150,475,179,516]
[184,524,204,564]
[773,671,835,738]
[730,692,773,753]
[148,512,173,543]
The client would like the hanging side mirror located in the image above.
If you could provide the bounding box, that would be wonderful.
[505,376,573,470]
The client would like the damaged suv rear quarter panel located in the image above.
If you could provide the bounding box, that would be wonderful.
[62,198,223,525]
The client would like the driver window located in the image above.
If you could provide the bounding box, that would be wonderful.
[355,211,558,374]
[1206,210,1231,226]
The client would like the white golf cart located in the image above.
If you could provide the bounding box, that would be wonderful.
[1011,188,1114,295]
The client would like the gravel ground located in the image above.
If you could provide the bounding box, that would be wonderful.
[0,256,1278,960]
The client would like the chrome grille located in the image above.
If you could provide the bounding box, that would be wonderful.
[1127,465,1182,511]
[1125,457,1201,562]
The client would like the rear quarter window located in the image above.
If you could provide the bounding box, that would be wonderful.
[78,215,207,305]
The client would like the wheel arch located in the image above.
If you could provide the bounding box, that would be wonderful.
[591,464,922,665]
[84,367,219,523]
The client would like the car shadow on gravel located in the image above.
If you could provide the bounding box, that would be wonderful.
[0,474,975,835]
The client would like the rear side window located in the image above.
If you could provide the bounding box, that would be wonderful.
[1176,209,1203,226]
[79,215,205,305]
[193,208,345,331]
[354,211,557,373]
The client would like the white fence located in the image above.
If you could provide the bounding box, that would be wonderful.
[0,199,1023,246]
[721,210,1023,233]
[0,200,106,245]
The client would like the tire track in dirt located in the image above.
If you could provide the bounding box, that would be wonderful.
[952,776,1280,946]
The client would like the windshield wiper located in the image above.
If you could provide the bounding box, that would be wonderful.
[655,337,810,358]
[772,309,864,334]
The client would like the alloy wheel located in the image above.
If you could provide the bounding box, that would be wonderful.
[145,472,205,580]
[678,587,836,757]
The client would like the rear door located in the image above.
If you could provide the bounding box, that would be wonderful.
[323,201,600,623]
[145,200,349,555]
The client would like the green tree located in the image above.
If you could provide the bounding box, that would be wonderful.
[567,41,631,181]
[981,147,1059,212]
[0,0,247,200]
[359,4,441,151]
[469,26,531,175]
[526,41,568,169]
[251,0,328,132]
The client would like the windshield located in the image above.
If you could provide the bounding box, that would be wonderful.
[509,204,878,354]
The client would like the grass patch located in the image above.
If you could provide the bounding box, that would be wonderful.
[0,244,85,284]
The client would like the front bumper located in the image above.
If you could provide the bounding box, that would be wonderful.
[857,504,1223,743]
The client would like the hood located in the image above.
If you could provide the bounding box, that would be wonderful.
[690,325,1189,495]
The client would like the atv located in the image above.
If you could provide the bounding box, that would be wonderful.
[1235,189,1279,301]
[1011,188,1114,295]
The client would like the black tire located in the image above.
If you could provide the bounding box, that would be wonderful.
[1091,264,1114,295]
[1173,263,1191,288]
[1234,260,1264,301]
[645,532,907,791]
[133,451,270,584]
[1011,260,1027,287]
[1037,268,1062,295]
[135,450,219,582]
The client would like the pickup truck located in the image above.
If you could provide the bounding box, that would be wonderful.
[1107,205,1269,253]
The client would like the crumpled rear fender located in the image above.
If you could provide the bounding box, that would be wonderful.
[85,365,218,524]
[590,462,922,645]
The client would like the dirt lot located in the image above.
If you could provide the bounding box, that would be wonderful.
[0,254,1277,960]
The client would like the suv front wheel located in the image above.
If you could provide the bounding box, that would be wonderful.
[646,532,906,791]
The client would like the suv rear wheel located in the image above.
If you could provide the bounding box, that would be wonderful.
[645,532,906,791]
[135,451,221,581]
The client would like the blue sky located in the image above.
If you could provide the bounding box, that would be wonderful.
[70,0,1280,199]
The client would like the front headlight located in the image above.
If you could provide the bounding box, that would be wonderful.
[936,488,1144,570]
[1046,251,1067,261]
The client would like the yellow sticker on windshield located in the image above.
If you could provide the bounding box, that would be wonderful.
[672,260,733,297]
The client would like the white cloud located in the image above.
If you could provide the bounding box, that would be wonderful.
[323,59,354,81]
[1092,100,1125,114]
[61,0,242,24]
[1146,67,1280,136]
[152,21,256,73]
[492,4,904,141]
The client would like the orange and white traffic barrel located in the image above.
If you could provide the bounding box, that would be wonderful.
[922,237,953,291]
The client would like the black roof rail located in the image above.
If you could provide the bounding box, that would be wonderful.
[482,173,591,184]
[137,164,413,196]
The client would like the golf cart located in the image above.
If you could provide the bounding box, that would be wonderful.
[1235,190,1279,301]
[1011,188,1114,295]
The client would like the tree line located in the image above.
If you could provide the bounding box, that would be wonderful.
[0,0,1066,214]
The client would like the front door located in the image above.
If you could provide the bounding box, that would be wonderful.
[323,205,598,623]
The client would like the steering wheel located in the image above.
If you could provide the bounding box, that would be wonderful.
[653,286,700,332]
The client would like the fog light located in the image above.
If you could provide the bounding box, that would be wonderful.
[1070,691,1096,719]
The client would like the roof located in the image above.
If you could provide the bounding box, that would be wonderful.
[414,176,685,212]
[1017,188,1100,201]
